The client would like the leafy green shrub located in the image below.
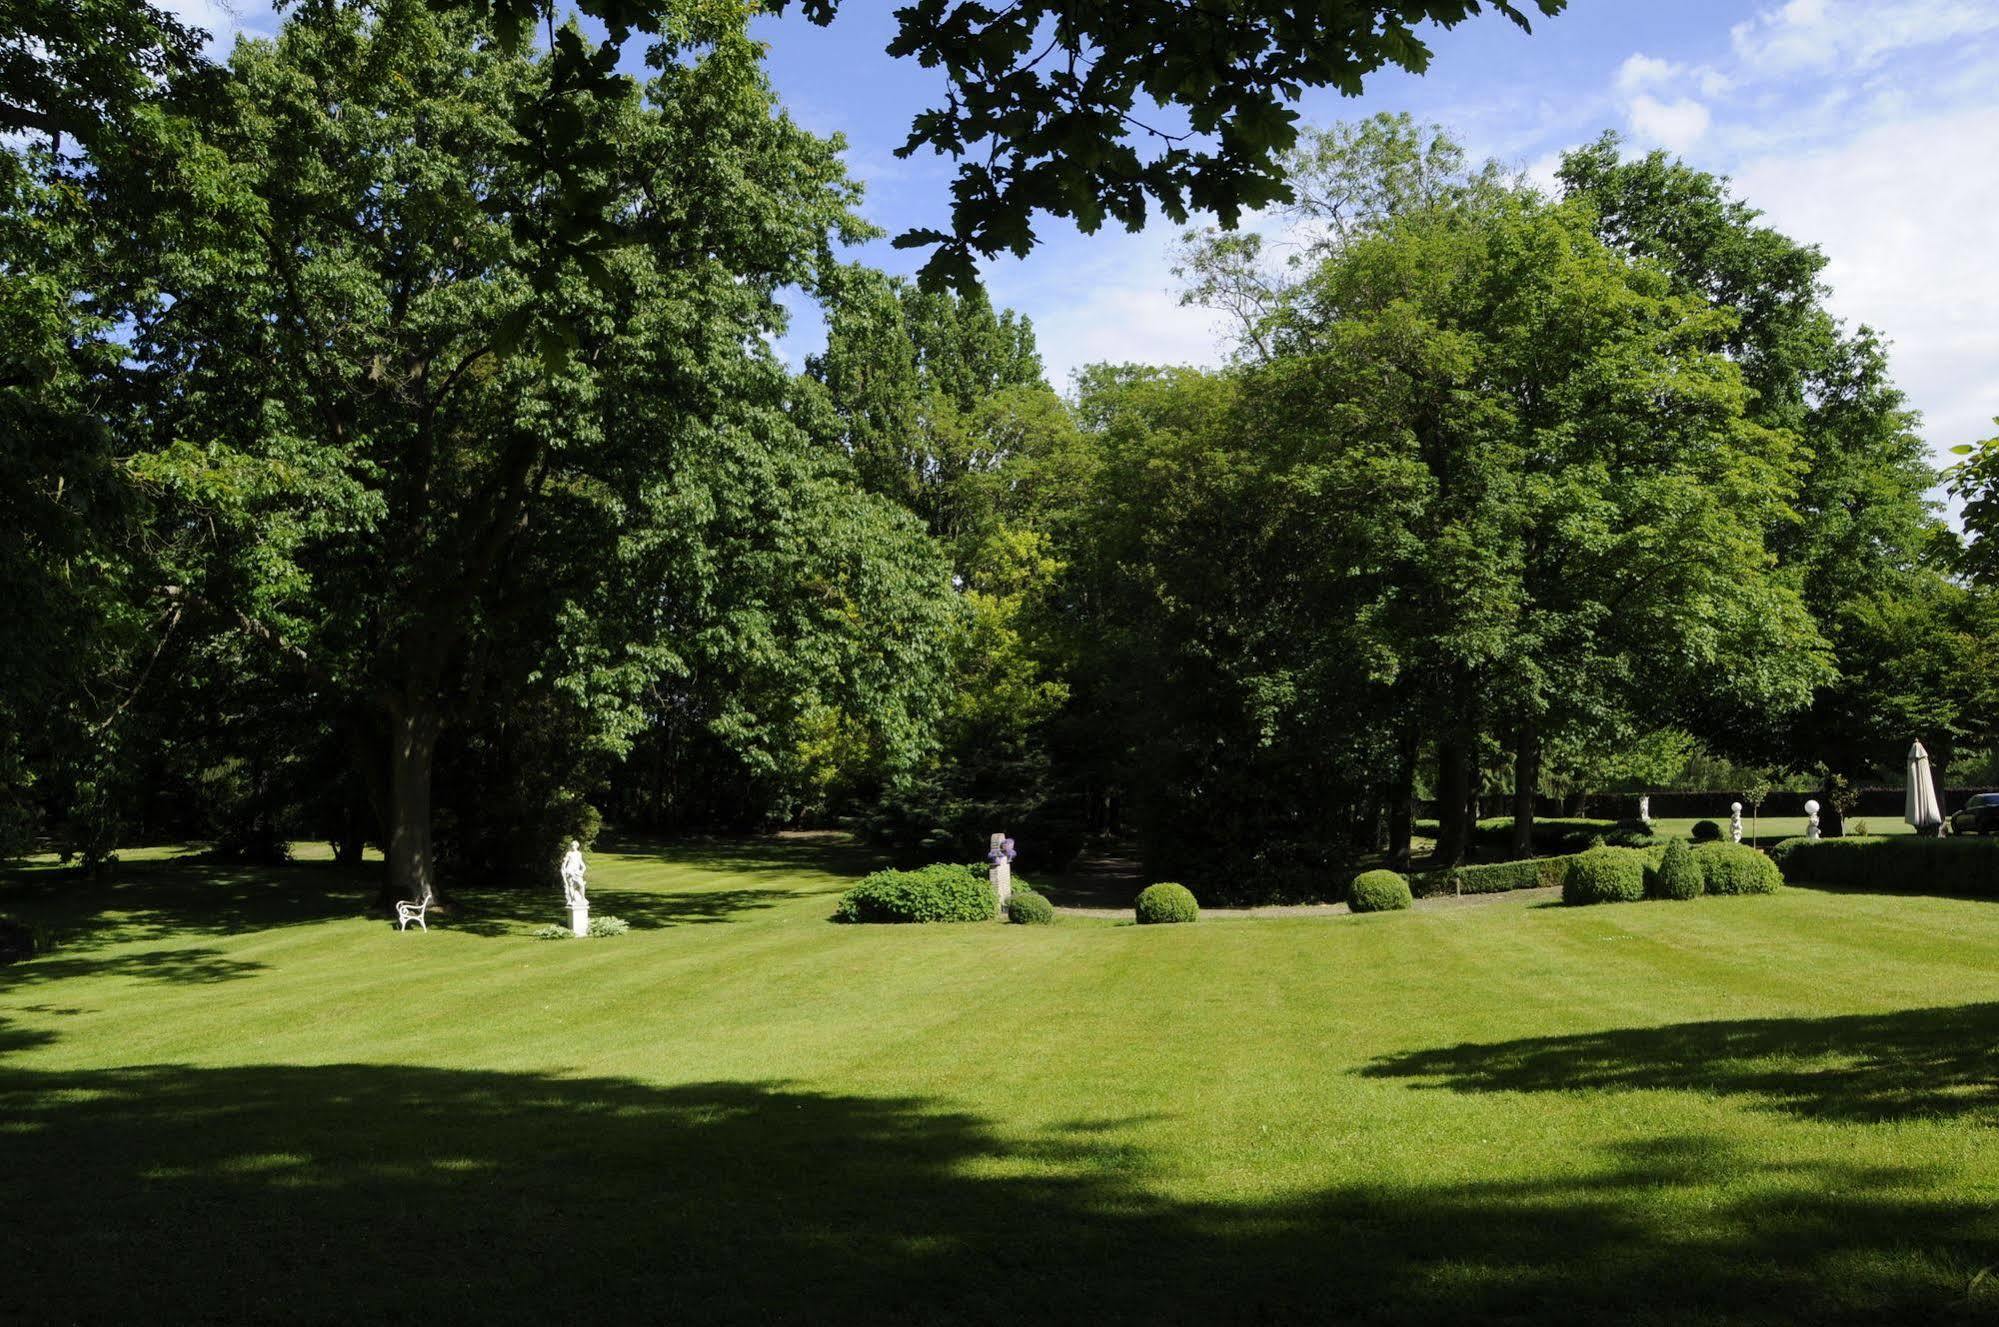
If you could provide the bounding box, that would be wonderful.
[1562,847,1648,906]
[1348,869,1413,913]
[1646,837,1703,901]
[1468,818,1633,857]
[1135,882,1199,925]
[1415,857,1567,898]
[1005,887,1055,925]
[1764,836,1999,893]
[1691,820,1723,843]
[587,914,631,937]
[1692,842,1780,895]
[833,863,995,924]
[532,924,571,940]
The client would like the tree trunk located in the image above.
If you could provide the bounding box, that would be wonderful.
[1510,719,1539,858]
[386,706,442,905]
[1435,737,1472,866]
[1387,727,1416,870]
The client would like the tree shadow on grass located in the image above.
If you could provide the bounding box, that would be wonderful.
[443,884,794,938]
[0,857,373,950]
[1362,1002,1999,1126]
[3,1062,1996,1324]
[0,946,268,991]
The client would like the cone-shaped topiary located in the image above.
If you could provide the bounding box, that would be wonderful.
[1135,882,1199,924]
[1647,837,1703,901]
[1348,869,1413,913]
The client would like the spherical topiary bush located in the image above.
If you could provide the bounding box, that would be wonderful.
[1135,882,1199,925]
[1693,842,1782,896]
[1647,837,1704,901]
[1691,819,1723,843]
[1005,886,1056,925]
[1348,869,1413,913]
[1563,847,1647,906]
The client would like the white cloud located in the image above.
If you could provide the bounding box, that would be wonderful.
[1731,0,1999,74]
[982,227,1227,391]
[156,0,271,55]
[1615,53,1681,94]
[1734,104,1999,460]
[1627,94,1712,151]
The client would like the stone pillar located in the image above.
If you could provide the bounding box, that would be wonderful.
[1730,802,1744,845]
[987,832,1013,910]
[571,901,589,937]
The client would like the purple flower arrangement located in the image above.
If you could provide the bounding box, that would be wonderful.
[986,837,1017,865]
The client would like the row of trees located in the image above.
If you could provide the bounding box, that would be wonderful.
[7,0,1987,902]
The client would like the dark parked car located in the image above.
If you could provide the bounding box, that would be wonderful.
[1950,793,1999,835]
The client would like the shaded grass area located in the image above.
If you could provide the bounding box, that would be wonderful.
[7,838,1999,1322]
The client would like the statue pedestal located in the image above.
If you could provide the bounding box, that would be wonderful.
[571,903,589,938]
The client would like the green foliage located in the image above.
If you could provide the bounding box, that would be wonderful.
[586,915,631,938]
[1134,882,1199,925]
[1770,836,1999,896]
[1692,843,1781,897]
[1647,837,1704,902]
[832,864,995,925]
[1691,820,1723,843]
[1005,887,1056,926]
[1562,847,1647,906]
[1415,857,1567,898]
[1348,869,1413,913]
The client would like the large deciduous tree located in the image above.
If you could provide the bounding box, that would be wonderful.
[114,0,948,900]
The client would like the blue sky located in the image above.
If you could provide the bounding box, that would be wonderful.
[185,0,1999,464]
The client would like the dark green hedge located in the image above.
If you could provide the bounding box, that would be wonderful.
[833,863,995,924]
[1770,835,1999,894]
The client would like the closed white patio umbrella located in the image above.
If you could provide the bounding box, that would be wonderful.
[1906,740,1944,836]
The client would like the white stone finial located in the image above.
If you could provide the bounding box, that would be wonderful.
[1729,802,1744,844]
[1804,799,1821,842]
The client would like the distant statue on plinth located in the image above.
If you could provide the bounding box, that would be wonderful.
[1729,802,1744,845]
[1804,799,1821,842]
[986,832,1016,911]
[561,839,589,937]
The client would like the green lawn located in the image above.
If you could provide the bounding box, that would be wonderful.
[5,835,1999,1323]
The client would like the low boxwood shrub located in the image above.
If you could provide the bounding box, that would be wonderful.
[1413,857,1568,898]
[1135,882,1199,925]
[1005,886,1055,925]
[833,863,995,924]
[1766,835,1999,894]
[1692,842,1780,896]
[1562,847,1648,906]
[1691,819,1723,843]
[1348,869,1413,913]
[1646,837,1703,901]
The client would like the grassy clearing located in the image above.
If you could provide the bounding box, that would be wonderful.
[5,835,1999,1323]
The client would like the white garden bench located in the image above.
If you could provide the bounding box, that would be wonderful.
[395,896,431,931]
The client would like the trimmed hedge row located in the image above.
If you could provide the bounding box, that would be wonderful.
[833,863,995,924]
[1413,857,1567,898]
[1769,835,1999,894]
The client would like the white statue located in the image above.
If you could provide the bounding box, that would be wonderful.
[560,839,589,937]
[1804,798,1821,842]
[1729,802,1744,845]
[986,832,1015,911]
[1638,795,1651,830]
